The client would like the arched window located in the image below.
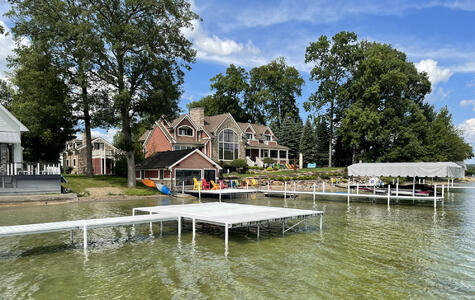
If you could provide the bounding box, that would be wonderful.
[178,126,193,137]
[219,129,239,160]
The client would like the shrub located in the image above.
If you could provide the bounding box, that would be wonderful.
[263,157,274,165]
[266,166,273,171]
[285,176,291,181]
[276,176,284,181]
[273,166,279,170]
[64,166,74,174]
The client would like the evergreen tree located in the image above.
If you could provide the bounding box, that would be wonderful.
[314,116,330,166]
[299,118,316,165]
[277,117,302,160]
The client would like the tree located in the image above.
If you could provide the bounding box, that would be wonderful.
[8,0,112,177]
[88,0,198,187]
[0,79,14,106]
[248,57,304,127]
[278,117,302,160]
[299,118,316,165]
[305,31,359,167]
[8,46,76,162]
[188,64,249,122]
[338,41,432,162]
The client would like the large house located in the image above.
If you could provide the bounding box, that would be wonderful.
[139,107,289,166]
[62,134,120,175]
[0,104,28,175]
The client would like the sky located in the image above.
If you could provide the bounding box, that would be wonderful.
[1,0,474,163]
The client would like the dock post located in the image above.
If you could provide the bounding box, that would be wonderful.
[160,222,163,236]
[149,212,153,234]
[320,214,323,230]
[282,220,285,236]
[177,217,181,238]
[434,184,437,209]
[257,225,260,240]
[219,188,222,202]
[356,183,359,195]
[182,182,184,195]
[192,218,196,240]
[293,181,296,198]
[442,184,445,199]
[387,184,390,209]
[451,178,454,187]
[412,177,415,197]
[268,180,270,191]
[83,225,87,250]
[284,182,287,200]
[347,181,350,205]
[199,183,201,202]
[246,182,249,190]
[224,224,229,251]
[323,182,325,193]
[70,230,74,244]
[447,179,450,192]
[313,183,316,202]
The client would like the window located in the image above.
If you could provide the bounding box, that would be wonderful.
[176,170,201,186]
[173,145,195,151]
[73,159,76,166]
[66,160,69,166]
[178,126,193,136]
[246,133,253,140]
[159,170,164,179]
[264,135,271,141]
[94,143,104,150]
[270,150,278,158]
[279,151,287,159]
[246,149,251,157]
[218,129,239,160]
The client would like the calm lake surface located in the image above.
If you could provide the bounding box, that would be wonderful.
[0,187,474,299]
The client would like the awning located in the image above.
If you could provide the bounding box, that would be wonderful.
[347,162,465,178]
[0,132,21,144]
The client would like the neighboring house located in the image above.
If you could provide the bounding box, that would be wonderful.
[62,134,120,175]
[139,107,289,166]
[136,148,222,187]
[0,104,28,175]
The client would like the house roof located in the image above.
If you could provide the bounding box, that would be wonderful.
[138,130,151,142]
[0,104,28,132]
[246,143,289,150]
[136,149,194,169]
[202,113,228,134]
[75,137,120,152]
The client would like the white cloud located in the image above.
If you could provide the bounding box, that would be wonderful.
[427,87,450,103]
[460,99,475,111]
[415,59,453,87]
[458,118,475,145]
[0,21,16,79]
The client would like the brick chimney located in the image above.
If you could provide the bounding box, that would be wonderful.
[190,107,204,127]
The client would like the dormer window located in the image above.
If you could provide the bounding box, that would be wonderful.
[178,126,193,137]
[246,133,253,140]
[264,135,271,141]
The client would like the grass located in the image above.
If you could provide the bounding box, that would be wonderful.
[63,174,158,196]
[223,167,343,178]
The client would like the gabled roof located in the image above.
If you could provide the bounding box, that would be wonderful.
[138,130,151,142]
[0,104,28,132]
[136,149,221,170]
[202,113,228,134]
[76,136,119,151]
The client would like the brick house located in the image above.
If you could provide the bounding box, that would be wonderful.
[139,107,289,166]
[135,148,222,188]
[62,134,121,175]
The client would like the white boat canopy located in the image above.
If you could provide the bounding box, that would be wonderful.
[348,162,464,178]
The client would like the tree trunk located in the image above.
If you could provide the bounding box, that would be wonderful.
[84,106,93,177]
[328,100,333,168]
[122,113,136,187]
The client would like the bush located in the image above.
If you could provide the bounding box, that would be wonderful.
[266,166,273,171]
[273,166,279,170]
[64,166,74,174]
[276,176,284,181]
[263,157,274,165]
[284,176,291,181]
[230,159,248,173]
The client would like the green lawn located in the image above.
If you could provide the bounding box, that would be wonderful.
[63,175,159,196]
[223,167,344,178]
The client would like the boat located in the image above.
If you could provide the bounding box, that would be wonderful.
[141,179,172,195]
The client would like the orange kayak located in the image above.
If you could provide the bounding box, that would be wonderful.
[141,179,156,188]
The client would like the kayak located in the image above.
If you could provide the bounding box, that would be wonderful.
[141,179,156,188]
[156,183,172,195]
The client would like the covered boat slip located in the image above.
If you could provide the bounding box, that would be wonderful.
[348,162,464,178]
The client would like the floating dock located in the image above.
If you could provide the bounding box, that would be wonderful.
[0,202,323,255]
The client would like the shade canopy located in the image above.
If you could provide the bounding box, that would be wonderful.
[348,162,464,178]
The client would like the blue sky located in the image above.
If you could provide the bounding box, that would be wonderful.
[1,0,474,162]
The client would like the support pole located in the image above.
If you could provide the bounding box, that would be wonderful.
[356,182,359,195]
[320,215,323,230]
[322,182,325,193]
[182,181,184,195]
[192,218,196,240]
[387,184,391,209]
[70,230,74,244]
[149,212,153,234]
[434,184,437,209]
[442,184,445,199]
[224,224,229,250]
[412,177,415,197]
[451,178,454,187]
[347,181,350,205]
[160,221,163,235]
[177,217,181,238]
[257,225,260,239]
[293,181,296,198]
[83,225,87,250]
[396,180,399,197]
[199,182,201,202]
[219,188,222,202]
[313,183,316,201]
[447,179,450,192]
[282,220,285,236]
[284,182,287,200]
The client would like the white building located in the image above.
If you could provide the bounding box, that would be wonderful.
[0,104,28,175]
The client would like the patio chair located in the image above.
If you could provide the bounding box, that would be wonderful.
[201,178,211,190]
[219,180,228,189]
[210,180,220,190]
[193,178,201,191]
[251,178,258,186]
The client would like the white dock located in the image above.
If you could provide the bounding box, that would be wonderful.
[134,202,323,253]
[0,214,178,249]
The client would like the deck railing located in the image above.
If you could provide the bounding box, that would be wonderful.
[5,162,61,176]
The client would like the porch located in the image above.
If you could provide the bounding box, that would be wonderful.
[245,147,289,167]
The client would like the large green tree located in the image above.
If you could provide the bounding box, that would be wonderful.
[305,31,359,167]
[88,0,198,187]
[277,117,303,160]
[8,0,112,177]
[188,65,249,122]
[8,46,76,162]
[0,79,14,106]
[299,118,317,165]
[248,57,304,127]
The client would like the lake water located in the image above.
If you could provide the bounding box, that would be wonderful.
[0,187,474,299]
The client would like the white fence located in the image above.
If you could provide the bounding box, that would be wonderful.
[5,162,61,176]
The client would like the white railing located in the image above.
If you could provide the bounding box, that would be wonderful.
[246,156,255,167]
[5,162,61,175]
[255,157,264,168]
